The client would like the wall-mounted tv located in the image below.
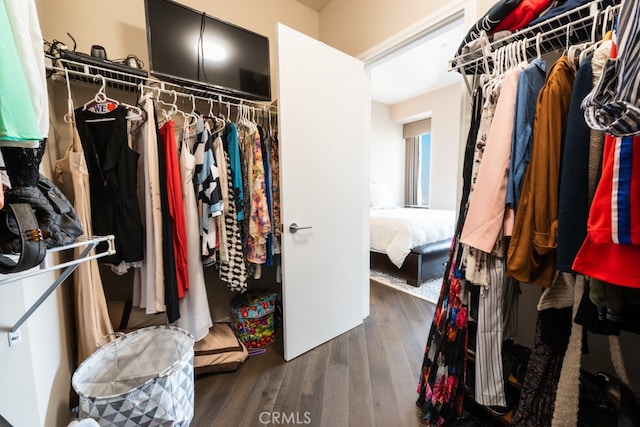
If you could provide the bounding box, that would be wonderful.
[144,0,271,101]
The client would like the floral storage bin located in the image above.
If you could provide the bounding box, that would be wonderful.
[229,290,278,349]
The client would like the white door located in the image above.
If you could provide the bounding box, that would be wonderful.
[277,23,369,361]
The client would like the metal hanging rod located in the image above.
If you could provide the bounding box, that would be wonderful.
[449,0,621,75]
[46,55,277,111]
[139,82,278,114]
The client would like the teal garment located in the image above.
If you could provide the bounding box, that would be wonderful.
[225,122,245,221]
[0,0,41,146]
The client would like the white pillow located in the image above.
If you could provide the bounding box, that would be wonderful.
[370,184,397,208]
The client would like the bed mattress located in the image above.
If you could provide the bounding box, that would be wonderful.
[370,207,455,268]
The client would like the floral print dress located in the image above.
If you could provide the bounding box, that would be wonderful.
[245,127,271,264]
[416,241,470,426]
[417,87,484,425]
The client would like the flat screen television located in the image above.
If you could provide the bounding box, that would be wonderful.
[144,0,271,101]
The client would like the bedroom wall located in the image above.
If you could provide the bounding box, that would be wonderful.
[370,101,405,206]
[390,82,464,211]
[315,1,470,213]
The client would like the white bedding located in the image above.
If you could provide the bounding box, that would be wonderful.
[370,207,455,268]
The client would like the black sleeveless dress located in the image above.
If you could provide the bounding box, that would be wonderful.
[74,105,144,265]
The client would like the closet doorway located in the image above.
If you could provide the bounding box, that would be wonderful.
[365,8,466,212]
[362,3,470,297]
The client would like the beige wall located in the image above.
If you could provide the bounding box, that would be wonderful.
[370,102,404,205]
[0,266,74,427]
[319,0,451,57]
[476,0,497,18]
[391,83,463,210]
[38,0,320,100]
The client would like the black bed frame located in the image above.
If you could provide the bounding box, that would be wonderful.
[370,239,451,286]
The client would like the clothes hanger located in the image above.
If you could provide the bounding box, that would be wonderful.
[482,45,504,100]
[579,6,613,64]
[478,31,492,75]
[237,103,251,131]
[241,104,257,133]
[201,97,226,135]
[63,68,74,124]
[508,42,516,69]
[83,75,119,122]
[178,96,198,148]
[248,105,258,133]
[138,83,155,104]
[536,33,542,60]
[208,98,215,121]
[578,14,601,64]
[154,89,180,125]
[210,98,226,135]
[169,94,194,128]
[521,39,529,65]
[563,23,581,72]
[217,95,226,122]
[185,94,199,128]
[125,84,148,135]
[251,106,257,126]
[122,103,145,122]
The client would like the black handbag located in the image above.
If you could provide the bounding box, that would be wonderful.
[0,174,84,273]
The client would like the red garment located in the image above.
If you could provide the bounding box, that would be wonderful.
[572,134,640,288]
[492,0,553,32]
[572,236,640,288]
[159,120,189,297]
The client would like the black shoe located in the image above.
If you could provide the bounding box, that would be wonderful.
[485,405,511,417]
[598,372,640,427]
[443,416,482,427]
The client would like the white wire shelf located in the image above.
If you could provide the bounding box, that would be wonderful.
[46,54,277,111]
[3,235,115,344]
[449,0,621,75]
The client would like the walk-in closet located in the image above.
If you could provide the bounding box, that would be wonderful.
[2,0,639,426]
[418,0,640,425]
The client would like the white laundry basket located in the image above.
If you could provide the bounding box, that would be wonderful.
[72,325,195,427]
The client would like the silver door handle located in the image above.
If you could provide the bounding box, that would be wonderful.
[289,223,312,233]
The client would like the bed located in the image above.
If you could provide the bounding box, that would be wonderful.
[369,207,455,286]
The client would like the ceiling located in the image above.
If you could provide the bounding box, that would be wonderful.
[295,0,464,106]
[296,0,333,12]
[369,18,465,106]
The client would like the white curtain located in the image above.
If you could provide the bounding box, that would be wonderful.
[405,136,420,205]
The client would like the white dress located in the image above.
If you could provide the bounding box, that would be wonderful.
[174,123,213,341]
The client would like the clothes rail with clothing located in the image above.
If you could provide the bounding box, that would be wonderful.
[449,0,621,92]
[416,0,640,425]
[48,55,281,363]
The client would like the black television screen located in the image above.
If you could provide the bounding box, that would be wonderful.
[145,0,271,101]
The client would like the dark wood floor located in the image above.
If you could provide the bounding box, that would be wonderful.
[192,280,436,427]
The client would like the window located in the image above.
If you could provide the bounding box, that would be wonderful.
[404,118,431,206]
[418,132,431,206]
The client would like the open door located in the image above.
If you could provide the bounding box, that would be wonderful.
[276,23,369,361]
